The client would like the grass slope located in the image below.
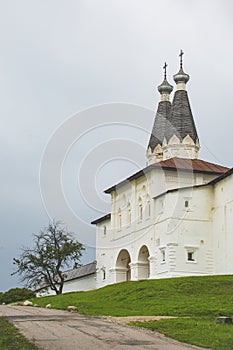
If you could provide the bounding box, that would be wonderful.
[32,275,233,349]
[32,275,233,317]
[130,317,233,350]
[0,317,38,350]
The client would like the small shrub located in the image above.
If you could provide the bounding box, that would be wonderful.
[1,288,36,304]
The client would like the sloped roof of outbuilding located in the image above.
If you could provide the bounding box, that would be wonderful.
[208,167,233,185]
[104,158,229,194]
[64,261,96,281]
[91,213,111,225]
[36,261,96,291]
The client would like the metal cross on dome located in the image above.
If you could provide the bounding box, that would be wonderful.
[179,49,184,68]
[163,62,167,78]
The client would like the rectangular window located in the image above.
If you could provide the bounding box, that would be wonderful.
[185,245,198,263]
[187,252,194,261]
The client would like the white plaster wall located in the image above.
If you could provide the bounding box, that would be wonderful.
[96,217,112,288]
[212,173,233,274]
[62,275,96,293]
[36,274,96,297]
[153,186,214,278]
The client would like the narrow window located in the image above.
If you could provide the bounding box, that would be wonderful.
[159,246,166,263]
[146,195,151,218]
[185,200,189,208]
[119,213,122,228]
[138,197,143,221]
[102,269,106,280]
[159,198,164,213]
[118,209,122,228]
[127,203,131,225]
[103,226,107,235]
[139,203,143,220]
[162,250,166,262]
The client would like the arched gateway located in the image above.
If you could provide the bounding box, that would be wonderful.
[137,245,150,279]
[115,249,131,283]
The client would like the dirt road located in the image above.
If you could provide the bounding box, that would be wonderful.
[0,305,208,350]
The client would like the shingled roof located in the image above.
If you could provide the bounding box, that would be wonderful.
[147,101,172,151]
[155,157,229,173]
[63,261,96,281]
[164,90,199,142]
[36,261,96,291]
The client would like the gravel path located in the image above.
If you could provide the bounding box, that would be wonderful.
[0,305,209,350]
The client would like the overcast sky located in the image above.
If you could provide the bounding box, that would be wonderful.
[1,0,233,291]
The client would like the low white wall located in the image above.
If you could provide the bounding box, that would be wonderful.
[36,273,96,297]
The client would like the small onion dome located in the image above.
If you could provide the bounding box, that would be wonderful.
[173,67,190,84]
[158,78,173,95]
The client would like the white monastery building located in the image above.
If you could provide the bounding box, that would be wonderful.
[91,51,233,289]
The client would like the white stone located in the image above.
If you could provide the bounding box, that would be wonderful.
[67,306,78,312]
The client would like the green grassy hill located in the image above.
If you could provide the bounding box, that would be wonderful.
[32,275,233,349]
[32,275,233,317]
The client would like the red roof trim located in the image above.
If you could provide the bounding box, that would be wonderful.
[104,158,229,194]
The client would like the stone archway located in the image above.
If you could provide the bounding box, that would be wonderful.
[115,249,131,283]
[137,245,150,279]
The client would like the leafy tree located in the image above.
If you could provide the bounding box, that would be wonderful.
[0,288,35,304]
[12,221,84,294]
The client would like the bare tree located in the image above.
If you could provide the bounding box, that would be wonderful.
[12,221,84,294]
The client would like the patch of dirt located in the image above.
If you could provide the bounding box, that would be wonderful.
[105,316,176,324]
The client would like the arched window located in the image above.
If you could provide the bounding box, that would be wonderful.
[142,185,146,196]
[127,203,131,225]
[122,194,126,206]
[138,197,143,221]
[118,208,122,228]
[102,268,106,280]
[146,195,151,218]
